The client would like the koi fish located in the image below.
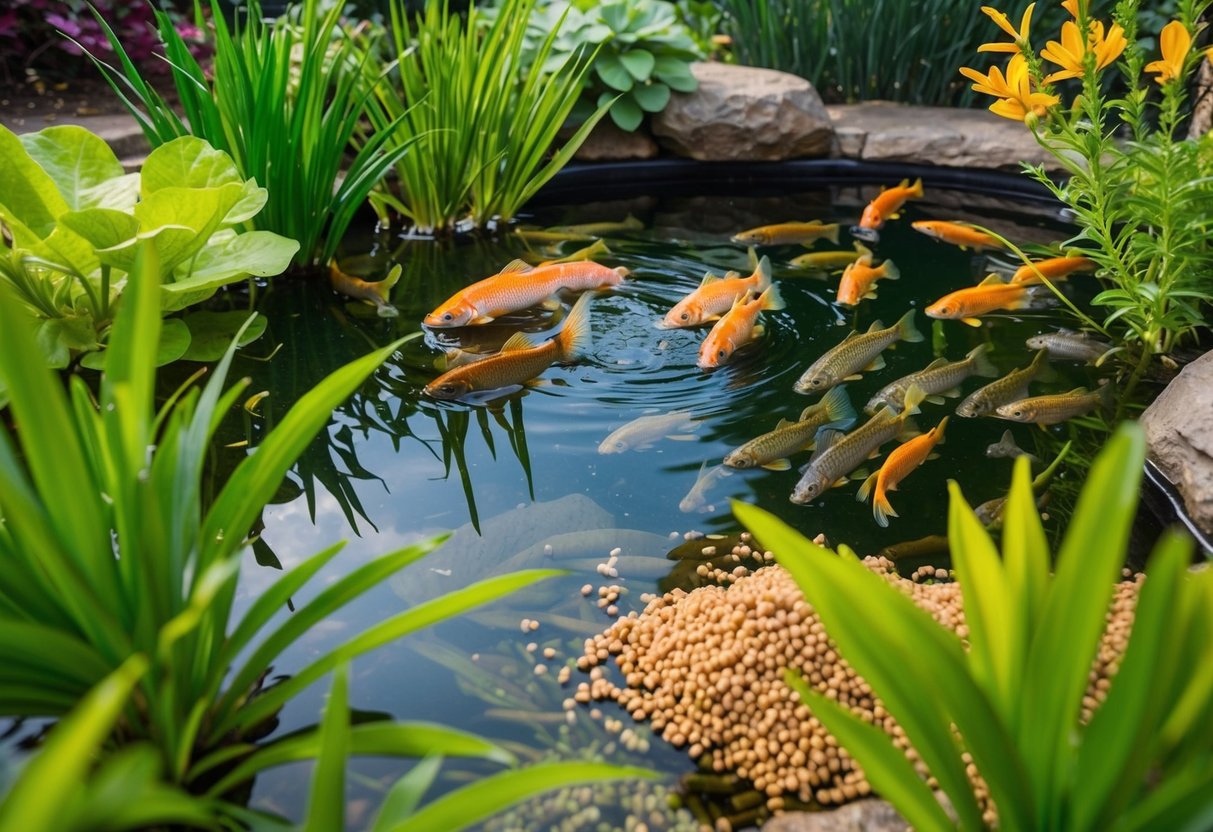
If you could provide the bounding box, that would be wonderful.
[697,284,785,369]
[732,220,841,247]
[836,257,900,306]
[424,259,628,328]
[790,385,925,505]
[956,349,1052,418]
[794,309,923,394]
[598,410,699,453]
[911,220,1006,252]
[925,274,1047,327]
[1010,255,1097,285]
[662,256,773,328]
[723,386,857,471]
[985,429,1039,463]
[1025,330,1112,364]
[423,293,593,400]
[857,416,948,526]
[865,343,998,414]
[545,214,643,237]
[537,239,611,267]
[789,248,867,272]
[994,381,1113,427]
[679,461,732,513]
[329,261,401,318]
[856,178,924,235]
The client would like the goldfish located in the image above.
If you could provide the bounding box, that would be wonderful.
[723,386,856,471]
[424,259,627,328]
[679,462,733,513]
[911,220,1005,252]
[697,284,785,369]
[865,344,998,413]
[536,239,611,267]
[598,410,699,453]
[994,381,1113,427]
[1025,330,1112,364]
[732,220,841,247]
[856,178,924,235]
[662,256,773,328]
[857,416,948,527]
[794,310,923,394]
[329,261,401,318]
[423,293,593,400]
[790,385,925,505]
[789,248,867,272]
[836,256,900,306]
[545,214,643,237]
[985,429,1039,464]
[955,349,1051,418]
[1010,255,1097,285]
[925,274,1047,327]
[513,229,596,244]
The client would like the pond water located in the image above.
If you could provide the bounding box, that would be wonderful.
[210,173,1109,827]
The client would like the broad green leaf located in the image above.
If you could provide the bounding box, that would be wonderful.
[619,48,655,80]
[130,183,246,273]
[610,95,645,132]
[0,124,68,242]
[599,2,630,32]
[57,208,140,261]
[140,135,244,196]
[222,179,270,226]
[303,663,350,832]
[161,230,297,312]
[179,311,268,362]
[78,172,140,212]
[372,757,443,832]
[19,126,125,211]
[595,53,634,92]
[632,82,671,113]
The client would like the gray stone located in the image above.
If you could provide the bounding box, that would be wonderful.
[1141,349,1213,535]
[572,119,659,161]
[763,798,907,832]
[652,62,834,161]
[827,101,1060,171]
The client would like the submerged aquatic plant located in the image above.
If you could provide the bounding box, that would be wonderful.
[736,423,1213,831]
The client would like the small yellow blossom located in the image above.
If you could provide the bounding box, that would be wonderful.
[1145,20,1191,84]
[961,54,1059,123]
[978,3,1036,53]
[1041,18,1127,83]
[1061,0,1081,18]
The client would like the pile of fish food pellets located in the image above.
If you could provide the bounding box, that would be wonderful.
[577,555,1141,815]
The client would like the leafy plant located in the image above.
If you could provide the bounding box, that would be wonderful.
[86,0,414,269]
[735,423,1213,831]
[0,124,296,377]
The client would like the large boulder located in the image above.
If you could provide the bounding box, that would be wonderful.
[651,62,834,161]
[572,119,660,161]
[1140,349,1213,535]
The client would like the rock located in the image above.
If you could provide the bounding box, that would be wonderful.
[765,793,957,831]
[1141,349,1213,535]
[651,62,834,161]
[827,101,1061,171]
[571,119,659,161]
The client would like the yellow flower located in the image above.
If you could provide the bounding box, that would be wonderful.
[1061,0,1081,18]
[961,54,1059,122]
[1145,21,1192,84]
[1041,18,1127,83]
[978,3,1036,53]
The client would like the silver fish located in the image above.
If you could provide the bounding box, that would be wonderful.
[680,462,733,513]
[794,310,923,394]
[994,382,1113,426]
[985,429,1039,463]
[1025,330,1112,364]
[865,343,998,414]
[956,349,1051,418]
[598,410,699,453]
[724,386,856,471]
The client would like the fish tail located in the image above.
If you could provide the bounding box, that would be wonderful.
[1096,378,1115,410]
[759,282,786,312]
[587,239,611,259]
[882,260,901,280]
[934,415,950,444]
[968,343,999,378]
[856,471,878,503]
[872,491,897,527]
[756,255,773,291]
[818,385,857,430]
[895,309,924,344]
[902,383,926,416]
[557,292,594,361]
[825,224,840,245]
[379,264,402,297]
[909,177,924,198]
[748,246,760,270]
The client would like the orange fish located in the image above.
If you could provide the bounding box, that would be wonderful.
[911,220,1006,252]
[663,256,773,328]
[925,274,1043,327]
[329,261,401,318]
[424,259,628,328]
[836,257,900,306]
[732,221,841,247]
[857,178,924,232]
[1010,255,1098,285]
[857,416,948,527]
[423,293,593,399]
[697,285,785,369]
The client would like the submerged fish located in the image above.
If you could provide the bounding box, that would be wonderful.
[794,310,923,394]
[697,284,785,369]
[513,229,596,244]
[877,534,950,561]
[679,462,733,513]
[858,416,948,527]
[1025,330,1112,364]
[790,386,925,505]
[911,220,1005,252]
[1010,255,1097,285]
[423,293,593,400]
[789,247,867,272]
[723,386,857,471]
[856,178,924,235]
[985,429,1039,463]
[598,410,699,453]
[329,261,401,318]
[424,259,627,327]
[925,274,1047,327]
[836,256,900,306]
[546,214,644,237]
[662,256,772,328]
[732,220,841,247]
[865,343,998,414]
[537,239,612,267]
[956,349,1051,418]
[994,381,1113,427]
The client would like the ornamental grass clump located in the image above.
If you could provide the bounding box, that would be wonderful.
[960,0,1213,411]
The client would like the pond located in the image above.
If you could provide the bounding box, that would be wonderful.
[210,166,1111,828]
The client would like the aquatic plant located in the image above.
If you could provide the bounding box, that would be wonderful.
[86,0,413,268]
[0,124,296,385]
[960,0,1213,410]
[736,423,1213,831]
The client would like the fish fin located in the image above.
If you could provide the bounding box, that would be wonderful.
[872,493,897,527]
[895,309,924,343]
[961,317,984,327]
[823,223,840,245]
[925,395,947,405]
[978,273,1006,286]
[902,383,927,416]
[968,342,1000,378]
[665,434,698,441]
[699,271,722,286]
[865,320,885,333]
[540,297,563,311]
[380,263,402,296]
[753,324,765,338]
[762,459,792,471]
[807,429,843,466]
[853,241,874,261]
[843,374,865,382]
[776,418,794,428]
[556,292,594,360]
[863,292,878,300]
[470,314,497,324]
[926,453,941,461]
[1029,349,1058,382]
[888,211,901,221]
[942,387,963,398]
[622,214,643,230]
[499,258,533,274]
[850,467,870,480]
[909,178,924,197]
[587,239,611,259]
[899,418,921,440]
[747,247,759,270]
[856,471,878,503]
[500,331,541,352]
[1096,378,1115,409]
[864,354,887,372]
[923,357,949,370]
[933,415,949,443]
[882,260,900,280]
[756,255,773,291]
[758,283,785,312]
[817,385,857,429]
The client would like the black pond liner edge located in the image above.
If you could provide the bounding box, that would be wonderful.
[536,158,1210,561]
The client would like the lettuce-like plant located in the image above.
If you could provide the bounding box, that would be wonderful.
[0,124,297,376]
[735,424,1213,831]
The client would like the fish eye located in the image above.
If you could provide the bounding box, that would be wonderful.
[680,312,689,320]
[717,349,726,358]
[615,441,625,450]
[442,313,453,321]
[1013,410,1023,418]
